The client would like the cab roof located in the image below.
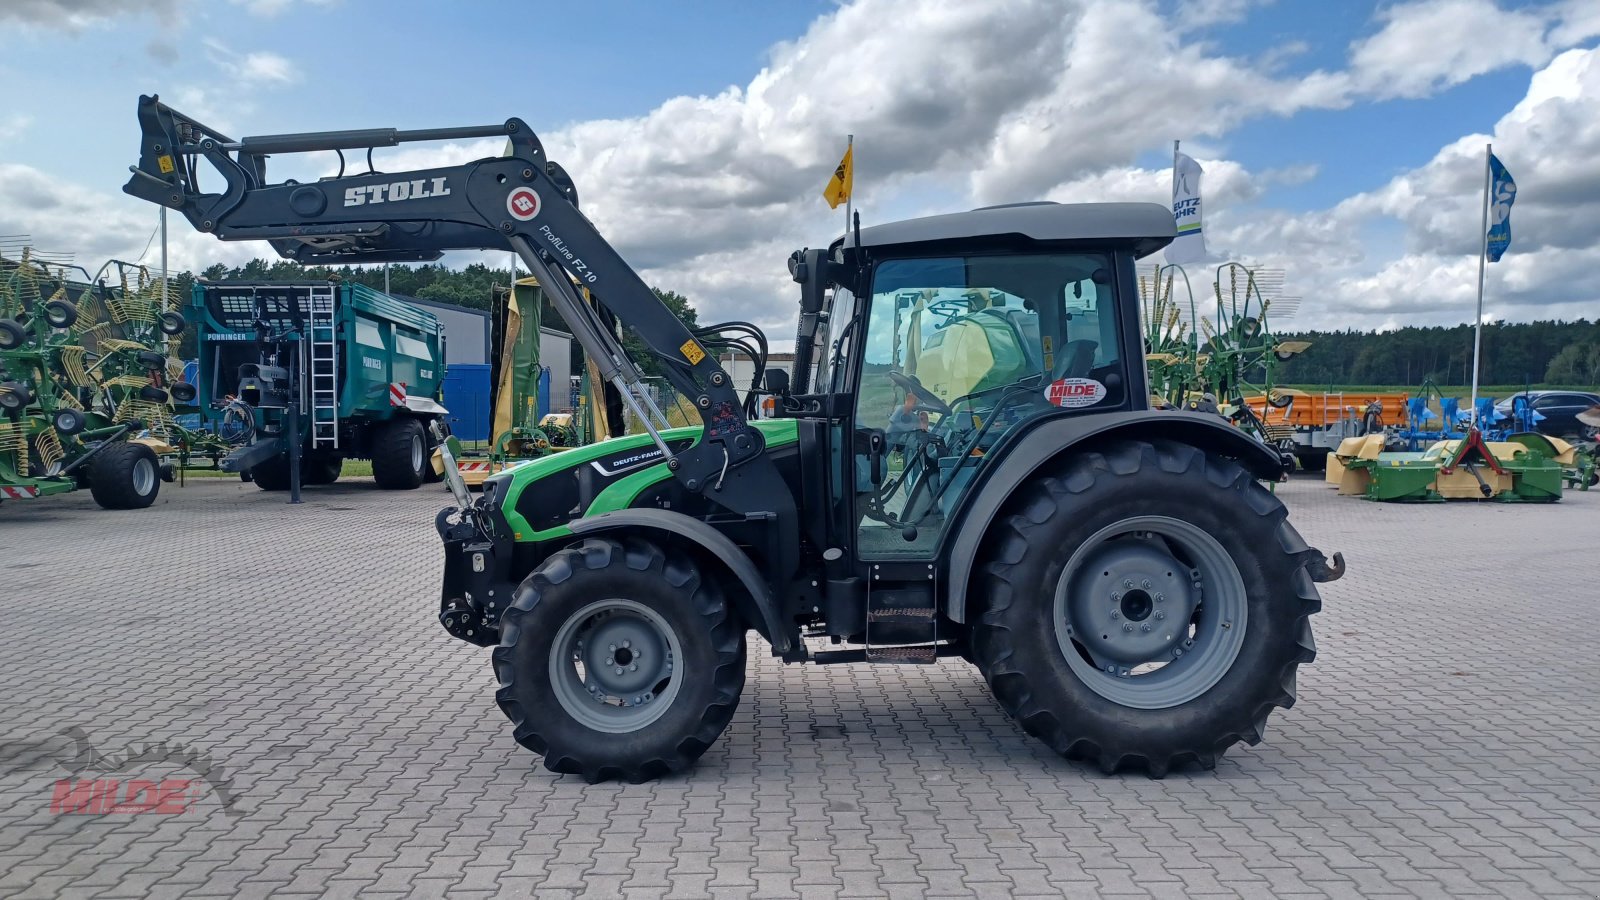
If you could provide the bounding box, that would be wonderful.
[836,201,1175,259]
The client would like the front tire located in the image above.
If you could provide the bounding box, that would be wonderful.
[973,440,1321,776]
[492,538,746,783]
[88,442,161,510]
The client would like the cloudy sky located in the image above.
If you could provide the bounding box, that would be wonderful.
[3,0,1599,337]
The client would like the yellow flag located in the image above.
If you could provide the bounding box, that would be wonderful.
[823,143,853,209]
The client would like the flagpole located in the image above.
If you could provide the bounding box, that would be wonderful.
[844,133,854,237]
[1469,142,1491,425]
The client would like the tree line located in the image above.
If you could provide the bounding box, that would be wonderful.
[1273,320,1600,388]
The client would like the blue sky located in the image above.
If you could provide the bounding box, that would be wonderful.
[3,0,1600,333]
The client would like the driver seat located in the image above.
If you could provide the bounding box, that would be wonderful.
[1053,340,1097,379]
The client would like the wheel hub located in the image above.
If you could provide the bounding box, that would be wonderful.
[1068,540,1198,666]
[579,615,672,701]
[550,598,684,733]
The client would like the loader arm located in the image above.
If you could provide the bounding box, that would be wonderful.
[122,95,789,531]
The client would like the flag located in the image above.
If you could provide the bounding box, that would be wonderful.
[1167,151,1206,265]
[823,143,853,210]
[1485,153,1516,263]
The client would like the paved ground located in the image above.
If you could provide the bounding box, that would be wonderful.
[1,474,1598,899]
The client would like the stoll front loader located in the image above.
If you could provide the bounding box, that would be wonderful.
[126,95,1344,782]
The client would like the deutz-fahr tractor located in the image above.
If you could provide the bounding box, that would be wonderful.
[125,96,1344,782]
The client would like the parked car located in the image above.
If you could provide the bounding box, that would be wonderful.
[1495,390,1600,441]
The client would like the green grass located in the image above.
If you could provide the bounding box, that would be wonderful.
[181,459,374,478]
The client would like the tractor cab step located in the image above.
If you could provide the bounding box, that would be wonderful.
[866,587,936,663]
[864,645,936,664]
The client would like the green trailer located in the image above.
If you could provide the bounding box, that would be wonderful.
[190,280,448,490]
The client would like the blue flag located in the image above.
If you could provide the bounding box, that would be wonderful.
[1486,153,1516,263]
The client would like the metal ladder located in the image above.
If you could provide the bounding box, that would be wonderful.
[307,285,339,449]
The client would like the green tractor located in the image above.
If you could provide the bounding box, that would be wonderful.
[127,97,1344,782]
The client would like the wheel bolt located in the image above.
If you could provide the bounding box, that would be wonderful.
[630,664,638,672]
[1155,593,1165,603]
[1109,609,1120,619]
[1105,665,1116,673]
[1141,579,1151,589]
[1123,623,1133,632]
[1153,611,1165,620]
[1141,623,1152,633]
[615,667,624,675]
[605,657,614,666]
[609,644,616,652]
[1174,648,1184,658]
[622,640,631,649]
[1123,579,1134,589]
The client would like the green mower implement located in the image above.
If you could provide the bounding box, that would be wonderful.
[127,95,1346,783]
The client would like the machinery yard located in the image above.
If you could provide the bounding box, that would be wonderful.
[0,476,1597,896]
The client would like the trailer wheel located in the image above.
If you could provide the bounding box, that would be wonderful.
[493,537,746,784]
[249,456,290,491]
[973,440,1322,777]
[0,320,26,350]
[88,442,161,510]
[304,453,342,485]
[0,381,34,410]
[53,408,86,436]
[158,311,187,336]
[371,417,426,489]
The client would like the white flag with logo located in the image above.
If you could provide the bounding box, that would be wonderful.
[1167,151,1206,265]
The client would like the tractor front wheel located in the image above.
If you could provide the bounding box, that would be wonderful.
[493,537,746,783]
[973,439,1321,776]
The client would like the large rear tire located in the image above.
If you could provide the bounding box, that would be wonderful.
[371,418,426,489]
[973,439,1321,777]
[88,443,161,510]
[493,537,746,783]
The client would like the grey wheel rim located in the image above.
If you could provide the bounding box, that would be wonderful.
[132,458,156,496]
[549,598,683,733]
[408,433,424,472]
[1053,515,1247,710]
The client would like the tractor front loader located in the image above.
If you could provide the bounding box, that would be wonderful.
[126,95,1344,782]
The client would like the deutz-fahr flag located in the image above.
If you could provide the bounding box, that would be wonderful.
[823,142,854,210]
[1486,152,1516,263]
[1167,151,1206,265]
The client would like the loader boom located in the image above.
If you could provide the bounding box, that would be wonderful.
[122,95,784,513]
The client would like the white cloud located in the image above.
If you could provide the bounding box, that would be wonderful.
[0,0,180,30]
[239,51,297,85]
[0,163,269,274]
[0,114,34,143]
[1345,0,1555,100]
[228,0,338,17]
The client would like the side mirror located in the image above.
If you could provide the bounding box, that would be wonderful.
[765,369,790,395]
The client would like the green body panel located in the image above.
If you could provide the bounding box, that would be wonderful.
[336,283,444,418]
[494,419,800,541]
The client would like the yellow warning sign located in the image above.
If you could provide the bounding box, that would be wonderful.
[680,339,706,365]
[157,155,175,174]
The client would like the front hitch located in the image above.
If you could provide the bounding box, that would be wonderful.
[436,506,505,647]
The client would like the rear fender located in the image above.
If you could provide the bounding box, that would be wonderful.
[568,508,791,654]
[941,411,1287,623]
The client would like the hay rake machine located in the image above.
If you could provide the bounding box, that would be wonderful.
[0,249,202,509]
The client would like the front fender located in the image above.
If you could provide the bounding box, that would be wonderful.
[568,508,792,654]
[941,411,1288,623]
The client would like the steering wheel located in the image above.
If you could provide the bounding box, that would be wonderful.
[888,371,952,416]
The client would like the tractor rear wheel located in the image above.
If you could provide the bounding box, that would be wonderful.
[973,439,1321,776]
[88,442,161,510]
[493,537,746,783]
[371,418,426,489]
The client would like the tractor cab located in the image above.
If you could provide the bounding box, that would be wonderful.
[790,202,1164,564]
